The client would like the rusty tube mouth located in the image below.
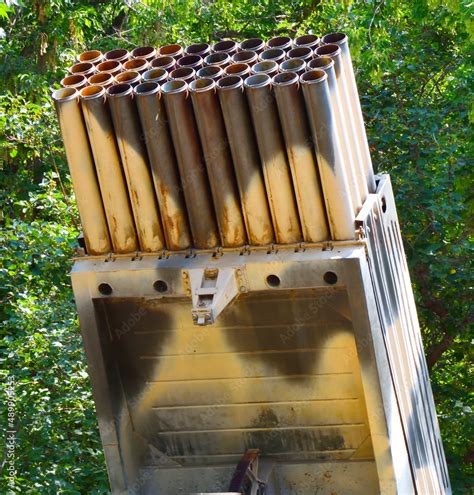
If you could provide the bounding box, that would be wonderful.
[315,44,341,58]
[88,72,114,86]
[69,62,95,75]
[239,38,265,52]
[267,35,292,51]
[224,63,250,77]
[294,34,320,48]
[177,54,203,69]
[189,77,216,93]
[308,56,334,71]
[322,32,347,45]
[196,65,223,79]
[252,60,278,75]
[114,70,141,85]
[186,42,211,57]
[232,50,258,65]
[61,74,87,88]
[287,46,312,61]
[300,69,327,85]
[216,75,243,91]
[104,48,129,62]
[169,67,195,82]
[280,58,306,73]
[212,40,238,54]
[244,73,271,89]
[134,81,160,96]
[159,43,183,58]
[52,87,78,102]
[123,58,149,72]
[259,48,285,63]
[272,71,299,86]
[78,49,103,64]
[131,46,156,60]
[80,85,106,100]
[161,79,188,94]
[107,83,133,97]
[97,60,122,74]
[142,67,168,83]
[204,52,230,67]
[151,56,175,70]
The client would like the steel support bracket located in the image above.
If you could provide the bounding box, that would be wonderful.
[187,267,240,326]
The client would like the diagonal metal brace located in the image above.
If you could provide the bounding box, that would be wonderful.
[187,267,240,326]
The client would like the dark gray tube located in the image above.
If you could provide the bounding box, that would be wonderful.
[244,74,302,244]
[107,83,165,252]
[217,76,274,245]
[300,70,355,240]
[189,78,247,247]
[134,82,192,250]
[161,80,219,248]
[272,72,329,242]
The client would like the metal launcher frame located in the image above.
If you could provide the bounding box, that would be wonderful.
[71,176,450,494]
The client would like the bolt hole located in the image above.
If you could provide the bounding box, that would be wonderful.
[323,271,338,285]
[266,274,281,288]
[153,280,168,293]
[98,283,113,295]
[381,196,387,213]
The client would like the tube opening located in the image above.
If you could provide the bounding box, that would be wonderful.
[189,78,215,92]
[80,85,105,99]
[244,73,271,88]
[131,46,156,59]
[259,48,285,62]
[61,74,86,88]
[107,83,133,97]
[134,81,160,96]
[161,79,188,94]
[186,42,210,55]
[204,52,230,66]
[123,58,148,71]
[239,38,265,51]
[78,50,102,63]
[232,50,258,64]
[288,46,312,60]
[213,40,238,53]
[170,67,195,81]
[177,54,202,68]
[104,48,129,61]
[309,56,334,70]
[225,63,250,76]
[300,69,327,84]
[273,71,299,86]
[151,56,175,69]
[217,75,243,90]
[159,43,183,57]
[97,60,121,73]
[280,58,305,72]
[70,62,94,74]
[115,70,141,84]
[52,87,78,102]
[294,34,320,47]
[88,72,113,85]
[322,32,347,44]
[267,36,292,50]
[315,44,340,57]
[143,67,168,82]
[252,60,277,74]
[197,66,223,78]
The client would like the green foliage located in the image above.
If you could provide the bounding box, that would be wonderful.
[0,0,472,492]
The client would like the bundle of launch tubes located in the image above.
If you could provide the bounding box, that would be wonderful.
[53,33,376,256]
